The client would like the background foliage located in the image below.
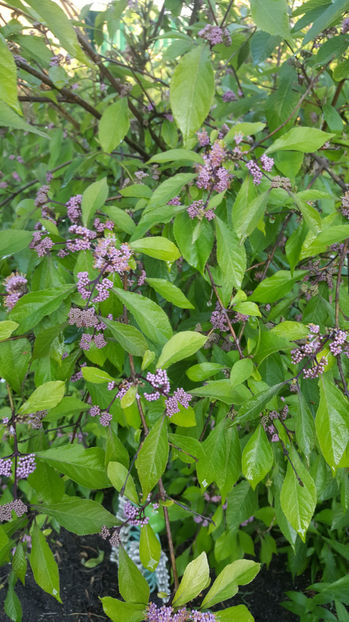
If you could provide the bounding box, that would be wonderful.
[0,0,349,620]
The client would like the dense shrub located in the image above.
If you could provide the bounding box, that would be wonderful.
[0,1,348,620]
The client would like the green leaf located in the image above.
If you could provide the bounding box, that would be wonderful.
[266,127,334,154]
[36,445,111,489]
[81,178,108,226]
[173,552,210,607]
[104,206,136,235]
[113,288,172,346]
[0,320,20,343]
[10,286,74,333]
[107,461,138,504]
[270,321,309,340]
[12,543,27,585]
[136,417,168,499]
[197,421,241,497]
[0,229,33,258]
[170,45,214,140]
[215,604,254,622]
[224,122,266,144]
[173,212,214,274]
[0,338,31,393]
[201,559,260,609]
[250,0,290,38]
[101,597,145,622]
[315,374,349,472]
[130,237,180,261]
[118,545,150,604]
[300,225,349,260]
[26,0,90,65]
[157,331,207,368]
[19,381,64,414]
[146,173,195,210]
[191,380,251,405]
[170,403,197,427]
[232,182,268,240]
[235,383,284,425]
[0,34,20,113]
[98,99,130,152]
[146,278,194,309]
[4,571,22,622]
[104,318,149,357]
[186,362,225,382]
[216,217,246,305]
[295,391,316,459]
[250,270,307,303]
[148,148,204,165]
[29,523,61,602]
[280,448,317,541]
[230,359,254,386]
[0,102,49,138]
[139,524,161,571]
[303,0,349,44]
[241,425,274,489]
[234,301,261,317]
[121,384,138,409]
[81,366,114,384]
[33,497,117,535]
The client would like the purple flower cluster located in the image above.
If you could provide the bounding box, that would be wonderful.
[146,603,216,622]
[93,238,132,274]
[341,191,349,218]
[35,185,50,207]
[210,304,229,331]
[260,153,274,172]
[69,307,98,328]
[246,160,262,185]
[196,141,232,194]
[144,368,171,400]
[89,405,112,426]
[66,194,82,222]
[291,324,348,378]
[0,499,27,523]
[197,128,210,146]
[198,24,231,47]
[76,271,113,303]
[93,218,114,233]
[187,200,215,221]
[168,195,181,205]
[165,388,192,417]
[67,225,96,253]
[30,230,54,257]
[0,458,12,477]
[3,272,27,310]
[222,89,237,102]
[329,329,348,356]
[124,500,149,526]
[240,515,254,527]
[16,454,36,479]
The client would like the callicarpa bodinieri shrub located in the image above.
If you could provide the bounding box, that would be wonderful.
[0,0,349,620]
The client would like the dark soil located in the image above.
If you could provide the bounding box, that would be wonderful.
[0,528,308,622]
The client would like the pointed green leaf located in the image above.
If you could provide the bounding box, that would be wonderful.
[113,288,172,345]
[10,286,74,333]
[118,545,150,604]
[139,524,161,571]
[32,497,117,535]
[170,45,214,140]
[101,597,145,622]
[316,374,349,472]
[266,127,334,154]
[157,331,207,369]
[0,338,31,393]
[146,278,194,309]
[81,177,108,226]
[130,237,180,261]
[201,559,260,609]
[280,448,316,541]
[98,99,130,152]
[172,552,210,607]
[30,523,61,602]
[0,34,20,113]
[19,381,65,414]
[242,425,274,489]
[104,318,149,357]
[250,0,290,38]
[136,417,168,499]
[36,445,110,489]
[235,383,284,425]
[81,366,114,384]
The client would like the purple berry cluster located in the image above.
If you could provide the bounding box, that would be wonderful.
[0,458,12,477]
[143,369,192,418]
[146,604,216,622]
[291,324,348,379]
[198,24,231,47]
[66,194,82,222]
[196,141,232,195]
[3,272,27,310]
[124,500,149,526]
[0,499,27,523]
[16,454,36,479]
[89,405,112,427]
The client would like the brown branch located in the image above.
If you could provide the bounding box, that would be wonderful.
[310,153,348,192]
[206,266,244,358]
[220,0,234,27]
[260,212,292,280]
